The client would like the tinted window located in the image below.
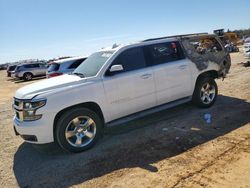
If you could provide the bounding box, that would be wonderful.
[48,63,60,72]
[112,47,146,73]
[68,58,86,69]
[8,65,16,71]
[23,64,40,68]
[39,63,46,68]
[16,66,21,70]
[144,42,185,65]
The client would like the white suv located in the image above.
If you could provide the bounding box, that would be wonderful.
[13,34,231,152]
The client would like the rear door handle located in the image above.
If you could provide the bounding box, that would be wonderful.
[178,65,187,69]
[140,73,152,79]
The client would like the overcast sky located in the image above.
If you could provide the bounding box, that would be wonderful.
[0,0,249,64]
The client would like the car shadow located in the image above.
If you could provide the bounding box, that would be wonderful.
[13,95,250,187]
[7,77,15,81]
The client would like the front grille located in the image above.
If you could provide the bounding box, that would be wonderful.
[13,98,23,109]
[14,100,20,107]
[13,98,23,121]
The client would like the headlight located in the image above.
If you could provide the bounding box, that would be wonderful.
[23,100,46,110]
[22,99,46,121]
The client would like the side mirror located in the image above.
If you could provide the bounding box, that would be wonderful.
[109,64,124,73]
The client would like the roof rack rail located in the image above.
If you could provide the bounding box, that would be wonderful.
[142,32,209,42]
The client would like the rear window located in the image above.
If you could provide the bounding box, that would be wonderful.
[8,65,16,71]
[68,58,86,69]
[48,63,60,72]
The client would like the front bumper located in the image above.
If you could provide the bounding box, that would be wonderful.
[13,114,55,144]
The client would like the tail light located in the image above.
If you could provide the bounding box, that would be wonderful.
[48,72,63,78]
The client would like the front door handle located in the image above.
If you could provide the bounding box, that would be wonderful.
[140,73,152,79]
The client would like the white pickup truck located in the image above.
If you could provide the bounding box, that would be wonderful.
[13,34,231,152]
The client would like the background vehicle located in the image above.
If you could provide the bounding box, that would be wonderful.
[13,34,231,153]
[6,65,17,77]
[47,56,87,78]
[243,43,250,59]
[12,63,47,81]
[225,42,239,52]
[213,29,240,44]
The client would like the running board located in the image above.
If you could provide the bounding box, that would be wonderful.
[106,96,192,127]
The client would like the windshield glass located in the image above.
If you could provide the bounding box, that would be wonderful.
[73,51,113,77]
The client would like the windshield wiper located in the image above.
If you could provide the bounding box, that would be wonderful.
[72,72,85,78]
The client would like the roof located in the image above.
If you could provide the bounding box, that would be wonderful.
[142,32,209,42]
[98,33,215,53]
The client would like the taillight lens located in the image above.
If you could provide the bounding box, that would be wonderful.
[48,72,63,78]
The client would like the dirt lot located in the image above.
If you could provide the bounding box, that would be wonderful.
[0,51,249,188]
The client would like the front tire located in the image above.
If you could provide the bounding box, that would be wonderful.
[55,107,103,153]
[192,77,218,108]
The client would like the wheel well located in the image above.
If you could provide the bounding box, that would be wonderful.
[197,70,218,81]
[53,102,105,140]
[193,70,218,92]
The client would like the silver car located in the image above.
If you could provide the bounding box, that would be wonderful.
[12,63,47,81]
[47,56,87,78]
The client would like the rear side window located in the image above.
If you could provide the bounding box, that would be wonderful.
[23,64,40,68]
[188,37,223,54]
[144,42,185,65]
[39,63,47,68]
[68,58,86,69]
[112,47,146,73]
[48,63,60,72]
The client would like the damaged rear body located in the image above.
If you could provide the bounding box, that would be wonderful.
[179,34,231,78]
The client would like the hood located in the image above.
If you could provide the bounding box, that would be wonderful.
[15,74,83,99]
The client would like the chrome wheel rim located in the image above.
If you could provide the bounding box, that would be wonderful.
[65,116,96,147]
[200,83,216,104]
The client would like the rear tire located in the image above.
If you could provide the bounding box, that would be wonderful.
[23,72,33,81]
[192,77,218,108]
[55,107,103,153]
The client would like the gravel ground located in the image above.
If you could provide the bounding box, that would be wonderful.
[0,51,249,188]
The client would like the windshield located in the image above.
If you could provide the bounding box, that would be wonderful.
[73,51,113,77]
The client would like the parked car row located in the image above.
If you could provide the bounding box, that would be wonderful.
[6,56,87,81]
